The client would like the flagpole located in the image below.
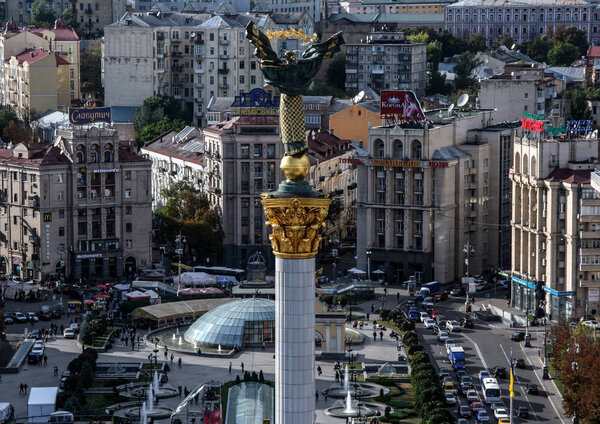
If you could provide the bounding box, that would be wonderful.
[509,349,514,424]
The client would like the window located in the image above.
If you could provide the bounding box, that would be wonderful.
[59,227,65,236]
[125,189,132,198]
[12,171,17,181]
[13,216,17,225]
[126,206,132,215]
[242,198,249,208]
[125,171,131,180]
[241,144,250,158]
[59,209,65,218]
[22,173,27,182]
[58,192,64,201]
[57,174,64,183]
[126,240,132,248]
[126,223,132,232]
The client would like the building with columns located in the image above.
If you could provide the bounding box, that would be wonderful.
[511,128,600,320]
[356,109,517,284]
[0,126,152,282]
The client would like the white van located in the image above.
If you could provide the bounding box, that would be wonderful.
[0,403,14,424]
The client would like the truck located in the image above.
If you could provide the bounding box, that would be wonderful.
[448,346,465,369]
[416,281,440,301]
[28,387,58,423]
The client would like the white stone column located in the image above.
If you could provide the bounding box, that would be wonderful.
[275,256,315,424]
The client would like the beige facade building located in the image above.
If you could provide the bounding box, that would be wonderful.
[0,19,81,118]
[0,127,152,281]
[345,30,426,97]
[511,129,600,320]
[103,11,276,125]
[202,116,284,269]
[5,0,126,37]
[356,110,517,284]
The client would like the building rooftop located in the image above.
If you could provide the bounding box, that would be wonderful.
[480,45,537,65]
[307,129,353,162]
[328,12,444,24]
[587,46,600,58]
[142,127,204,165]
[270,11,308,25]
[109,10,270,29]
[447,0,588,7]
[358,0,451,4]
[12,49,69,65]
[0,144,69,166]
[545,168,592,184]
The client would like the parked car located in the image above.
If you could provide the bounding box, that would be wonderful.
[424,318,436,329]
[39,310,53,321]
[27,312,39,322]
[51,309,63,319]
[493,367,507,379]
[515,358,526,369]
[510,331,526,341]
[451,287,466,296]
[27,330,40,339]
[461,316,475,328]
[4,315,13,325]
[475,282,489,292]
[397,354,407,362]
[12,312,27,323]
[446,320,462,332]
[69,323,79,333]
[28,343,44,364]
[59,370,71,390]
[63,328,76,339]
[526,383,539,395]
[517,406,530,418]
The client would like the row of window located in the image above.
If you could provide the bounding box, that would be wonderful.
[240,144,277,159]
[448,10,588,23]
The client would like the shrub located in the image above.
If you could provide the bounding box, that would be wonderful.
[407,344,424,355]
[389,399,413,409]
[235,375,241,384]
[399,320,415,332]
[385,406,391,417]
[259,370,265,383]
[410,351,431,366]
[380,309,391,321]
[63,395,82,414]
[402,331,418,345]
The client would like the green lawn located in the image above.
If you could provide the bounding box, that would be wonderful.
[547,360,564,396]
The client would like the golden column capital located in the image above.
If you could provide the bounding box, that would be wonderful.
[262,196,331,259]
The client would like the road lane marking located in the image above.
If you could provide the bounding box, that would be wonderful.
[499,344,539,422]
[461,332,489,371]
[519,342,566,424]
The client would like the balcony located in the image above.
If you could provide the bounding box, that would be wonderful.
[219,54,229,60]
[372,65,384,74]
[345,67,357,74]
[219,83,229,89]
[218,68,229,75]
[196,111,204,117]
[171,37,181,43]
[194,68,204,74]
[157,68,165,74]
[196,96,204,103]
[219,39,230,45]
[84,7,93,14]
[195,82,204,89]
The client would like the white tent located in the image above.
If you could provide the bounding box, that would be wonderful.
[144,289,159,299]
[372,270,385,275]
[123,290,151,300]
[173,272,217,287]
[346,268,367,275]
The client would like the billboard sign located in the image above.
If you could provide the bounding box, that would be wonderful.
[380,90,425,120]
[589,287,600,302]
[566,120,594,133]
[521,113,544,132]
[69,106,112,126]
[230,88,279,116]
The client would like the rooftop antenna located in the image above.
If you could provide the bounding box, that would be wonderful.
[447,103,455,117]
[353,90,365,104]
[457,93,469,108]
[510,43,516,50]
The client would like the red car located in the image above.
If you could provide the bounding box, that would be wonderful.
[431,310,441,318]
[433,292,449,302]
[470,401,485,412]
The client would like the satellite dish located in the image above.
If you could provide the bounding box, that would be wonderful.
[510,44,516,50]
[353,90,365,104]
[191,32,196,38]
[457,94,469,108]
[447,103,455,116]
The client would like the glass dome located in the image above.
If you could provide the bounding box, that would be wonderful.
[184,298,275,348]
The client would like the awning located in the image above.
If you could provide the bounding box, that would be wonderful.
[347,268,366,275]
[171,262,193,270]
[372,269,385,275]
[123,290,151,300]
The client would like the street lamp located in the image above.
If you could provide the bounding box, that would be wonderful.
[175,234,186,294]
[330,238,339,283]
[366,249,372,281]
[57,246,66,305]
[463,243,474,306]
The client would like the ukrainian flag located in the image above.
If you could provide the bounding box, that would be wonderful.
[509,356,515,397]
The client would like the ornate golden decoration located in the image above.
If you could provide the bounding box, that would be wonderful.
[266,28,318,46]
[262,197,330,258]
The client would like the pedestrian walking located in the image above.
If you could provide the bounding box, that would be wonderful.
[197,348,202,356]
[19,383,23,394]
[315,390,319,401]
[380,331,383,341]
[335,371,339,382]
[228,362,232,373]
[171,353,174,363]
[366,313,370,321]
[23,384,28,394]
[371,304,374,312]
[262,341,265,351]
[324,391,328,401]
[53,364,58,376]
[164,351,168,360]
[373,331,377,341]
[178,386,182,397]
[396,292,400,301]
[241,362,244,372]
[178,357,182,368]
[43,354,48,366]
[317,366,322,376]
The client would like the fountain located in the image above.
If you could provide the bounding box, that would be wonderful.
[178,336,182,345]
[175,328,180,336]
[218,345,222,353]
[147,383,154,412]
[172,333,176,341]
[153,371,159,389]
[324,365,390,399]
[140,402,147,424]
[344,365,349,394]
[344,391,356,414]
[194,341,197,349]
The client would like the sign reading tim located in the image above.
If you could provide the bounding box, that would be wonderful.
[230,88,279,116]
[69,106,112,126]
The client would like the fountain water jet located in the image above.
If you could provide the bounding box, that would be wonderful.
[344,391,356,414]
[153,371,159,389]
[140,402,147,424]
[218,344,222,353]
[147,383,154,412]
[172,333,175,341]
[178,336,182,345]
[344,364,349,394]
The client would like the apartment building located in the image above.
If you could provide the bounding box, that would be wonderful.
[0,126,152,281]
[445,0,595,46]
[511,127,600,321]
[202,115,285,269]
[5,0,126,37]
[0,19,81,117]
[345,31,426,97]
[103,11,276,125]
[135,0,186,13]
[141,126,204,209]
[355,108,517,284]
[479,65,564,123]
[263,0,321,22]
[329,0,451,15]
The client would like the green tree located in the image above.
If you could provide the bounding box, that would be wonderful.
[133,95,186,134]
[426,70,451,96]
[453,52,482,90]
[554,26,588,57]
[3,121,35,144]
[438,31,468,58]
[137,117,187,145]
[547,42,579,66]
[326,56,346,92]
[566,88,591,120]
[155,188,224,259]
[492,35,514,49]
[526,36,553,63]
[30,0,56,27]
[0,109,18,136]
[427,40,443,70]
[61,7,79,34]
[466,34,487,53]
[306,83,348,98]
[407,31,429,44]
[80,41,102,102]
[161,180,199,199]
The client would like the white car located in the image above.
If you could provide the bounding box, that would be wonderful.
[424,318,436,329]
[444,392,457,405]
[69,323,79,332]
[583,320,600,330]
[63,328,76,339]
[33,341,44,350]
[445,339,456,354]
[419,312,430,322]
[475,283,488,292]
[446,320,461,332]
[466,390,479,402]
[494,408,509,419]
[31,345,44,357]
[438,331,450,342]
[422,297,434,308]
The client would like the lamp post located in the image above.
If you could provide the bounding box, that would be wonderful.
[542,311,549,379]
[366,249,372,281]
[57,246,66,305]
[463,243,474,306]
[160,246,166,285]
[330,238,339,283]
[175,234,186,294]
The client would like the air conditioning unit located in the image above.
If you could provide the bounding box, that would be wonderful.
[542,259,546,266]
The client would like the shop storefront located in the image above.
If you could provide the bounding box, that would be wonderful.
[544,286,574,321]
[511,276,538,313]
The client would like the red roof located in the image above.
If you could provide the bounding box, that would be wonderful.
[306,129,353,161]
[31,27,79,41]
[588,46,600,58]
[13,49,69,65]
[545,168,591,184]
[0,145,69,166]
